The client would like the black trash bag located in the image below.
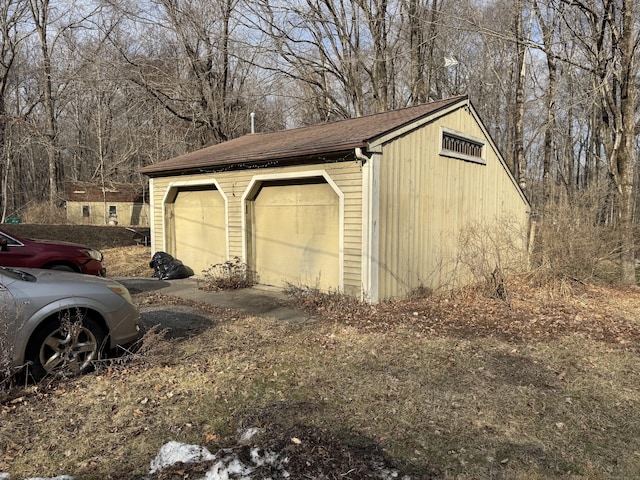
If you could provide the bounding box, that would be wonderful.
[149,251,194,280]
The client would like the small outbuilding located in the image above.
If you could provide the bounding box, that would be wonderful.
[64,182,149,227]
[140,95,530,301]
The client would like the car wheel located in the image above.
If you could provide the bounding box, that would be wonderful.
[26,313,105,381]
[49,264,77,272]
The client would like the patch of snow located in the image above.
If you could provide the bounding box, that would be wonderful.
[203,451,254,480]
[237,427,262,444]
[149,442,288,480]
[2,432,409,480]
[149,441,215,473]
[249,447,280,467]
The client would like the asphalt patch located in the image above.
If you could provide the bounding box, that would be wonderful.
[140,305,216,339]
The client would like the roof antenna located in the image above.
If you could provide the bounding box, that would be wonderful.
[250,112,255,134]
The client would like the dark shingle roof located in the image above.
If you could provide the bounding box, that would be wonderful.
[140,95,468,176]
[64,182,146,202]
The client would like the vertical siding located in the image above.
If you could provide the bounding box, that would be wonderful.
[377,108,529,299]
[149,161,363,295]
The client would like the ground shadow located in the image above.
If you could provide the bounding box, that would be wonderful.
[116,278,171,294]
[140,305,216,339]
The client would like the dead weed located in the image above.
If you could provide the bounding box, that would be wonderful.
[285,276,640,346]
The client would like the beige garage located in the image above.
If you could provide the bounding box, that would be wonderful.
[141,95,531,301]
[167,186,227,275]
[249,178,339,290]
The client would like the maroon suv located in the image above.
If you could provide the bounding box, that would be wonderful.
[0,228,106,276]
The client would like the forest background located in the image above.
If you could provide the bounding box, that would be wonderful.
[0,0,637,283]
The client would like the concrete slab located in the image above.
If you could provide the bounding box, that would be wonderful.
[117,277,316,325]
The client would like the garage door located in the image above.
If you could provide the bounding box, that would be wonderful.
[173,188,226,275]
[252,180,339,290]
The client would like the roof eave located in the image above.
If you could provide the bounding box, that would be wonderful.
[139,144,366,177]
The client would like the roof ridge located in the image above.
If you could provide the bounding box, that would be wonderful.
[250,94,469,136]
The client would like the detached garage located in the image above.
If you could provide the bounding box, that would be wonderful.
[140,95,530,301]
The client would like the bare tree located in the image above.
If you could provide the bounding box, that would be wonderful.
[0,0,28,220]
[250,0,366,119]
[532,0,561,207]
[562,0,638,283]
[112,0,253,146]
[249,0,407,119]
[405,0,444,104]
[28,0,61,204]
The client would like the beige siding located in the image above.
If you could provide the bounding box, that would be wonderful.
[149,162,363,295]
[376,107,530,299]
[66,201,149,226]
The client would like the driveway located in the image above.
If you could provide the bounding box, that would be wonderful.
[117,277,316,338]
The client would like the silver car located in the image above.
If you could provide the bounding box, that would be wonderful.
[0,266,141,380]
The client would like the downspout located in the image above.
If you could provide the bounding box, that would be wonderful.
[357,146,379,303]
[355,147,369,164]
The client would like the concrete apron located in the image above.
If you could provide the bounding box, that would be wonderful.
[117,277,316,326]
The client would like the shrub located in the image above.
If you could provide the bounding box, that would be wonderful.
[201,257,255,291]
[20,201,67,224]
[454,215,530,300]
[533,185,622,284]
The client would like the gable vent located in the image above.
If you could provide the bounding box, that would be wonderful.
[442,132,483,158]
[440,129,485,165]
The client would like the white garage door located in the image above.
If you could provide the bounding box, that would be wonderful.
[252,180,339,290]
[173,188,226,275]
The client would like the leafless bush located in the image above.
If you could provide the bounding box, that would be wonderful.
[407,284,433,299]
[533,185,621,284]
[60,324,172,377]
[201,257,256,291]
[0,325,16,392]
[284,283,366,314]
[0,293,20,392]
[454,215,529,300]
[20,201,67,224]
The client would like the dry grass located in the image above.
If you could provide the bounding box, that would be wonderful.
[2,280,640,479]
[2,226,640,479]
[103,245,153,278]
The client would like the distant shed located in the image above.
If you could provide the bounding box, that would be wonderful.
[64,182,149,227]
[140,95,531,301]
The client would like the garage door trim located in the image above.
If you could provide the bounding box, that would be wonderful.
[161,179,229,258]
[242,170,344,291]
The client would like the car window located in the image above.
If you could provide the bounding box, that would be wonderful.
[0,232,21,246]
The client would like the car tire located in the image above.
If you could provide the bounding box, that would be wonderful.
[26,313,105,381]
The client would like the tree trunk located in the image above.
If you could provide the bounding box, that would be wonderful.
[617,0,636,284]
[512,0,528,183]
[29,0,60,205]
